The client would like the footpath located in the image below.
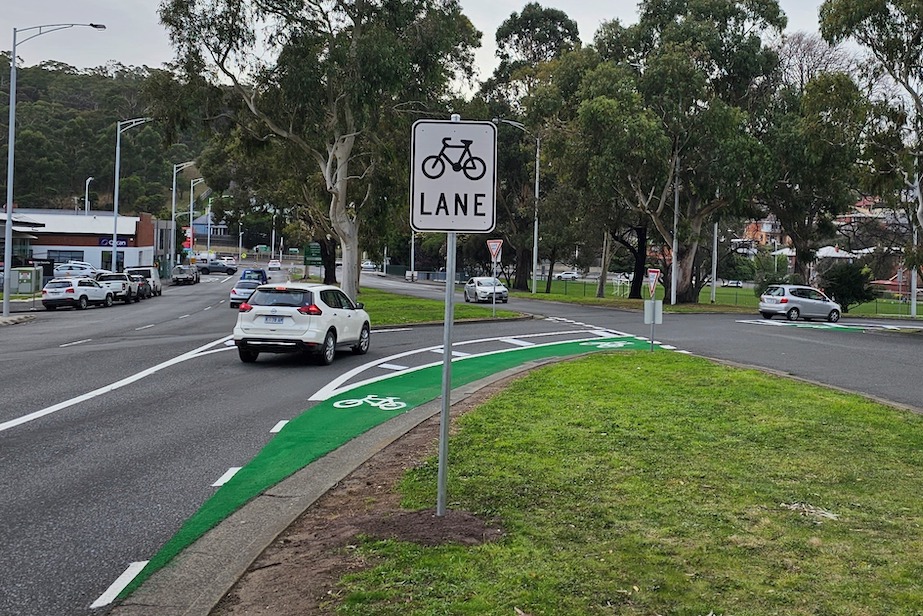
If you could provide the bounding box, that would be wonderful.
[108,334,654,615]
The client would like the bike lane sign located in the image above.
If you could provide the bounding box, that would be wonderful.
[410,119,497,233]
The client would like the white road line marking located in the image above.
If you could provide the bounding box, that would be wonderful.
[661,345,677,350]
[499,338,535,347]
[134,324,154,331]
[179,314,190,319]
[379,363,409,371]
[270,420,288,433]
[203,306,212,311]
[589,330,613,338]
[224,339,235,346]
[60,339,91,348]
[310,330,635,401]
[374,327,413,333]
[90,561,148,609]
[0,335,233,433]
[430,349,471,357]
[212,467,242,487]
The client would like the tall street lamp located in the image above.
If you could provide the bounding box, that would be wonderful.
[189,178,205,258]
[171,161,195,269]
[84,176,94,214]
[112,117,153,271]
[493,118,540,294]
[3,22,106,317]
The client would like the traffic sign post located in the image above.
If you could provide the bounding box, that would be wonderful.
[410,115,497,517]
[644,268,662,351]
[487,239,503,317]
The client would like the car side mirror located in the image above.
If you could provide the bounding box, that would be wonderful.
[356,302,364,309]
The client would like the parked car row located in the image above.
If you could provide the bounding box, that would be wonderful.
[42,262,166,311]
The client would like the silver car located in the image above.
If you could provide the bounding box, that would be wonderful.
[463,277,509,303]
[759,284,841,322]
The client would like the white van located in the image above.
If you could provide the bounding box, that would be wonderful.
[125,266,163,296]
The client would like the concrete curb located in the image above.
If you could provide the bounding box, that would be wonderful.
[0,314,36,327]
[111,358,558,616]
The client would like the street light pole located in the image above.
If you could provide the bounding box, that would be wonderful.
[3,22,105,317]
[170,161,195,270]
[84,176,94,214]
[188,178,205,260]
[493,118,540,294]
[112,117,152,271]
[206,197,212,254]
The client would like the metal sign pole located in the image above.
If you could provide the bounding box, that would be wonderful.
[436,231,457,516]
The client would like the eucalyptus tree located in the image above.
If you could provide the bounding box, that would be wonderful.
[578,0,785,302]
[158,0,479,298]
[820,0,923,231]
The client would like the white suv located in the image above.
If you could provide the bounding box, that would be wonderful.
[42,278,113,310]
[233,282,370,364]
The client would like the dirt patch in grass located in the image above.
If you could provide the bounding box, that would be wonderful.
[211,384,508,616]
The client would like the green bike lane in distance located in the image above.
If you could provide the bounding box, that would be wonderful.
[121,335,655,596]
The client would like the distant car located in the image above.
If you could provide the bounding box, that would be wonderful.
[722,279,744,288]
[361,260,377,271]
[196,259,237,275]
[130,274,153,299]
[42,277,113,310]
[233,282,371,364]
[759,284,841,322]
[53,263,100,278]
[555,271,580,281]
[96,272,141,304]
[463,277,509,303]
[171,265,199,285]
[229,279,261,308]
[267,259,283,271]
[240,268,269,284]
[125,266,163,296]
[218,256,237,267]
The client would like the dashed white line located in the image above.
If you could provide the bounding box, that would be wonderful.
[178,314,191,319]
[203,306,212,311]
[212,467,242,487]
[134,324,154,331]
[60,339,91,348]
[430,349,471,357]
[270,420,289,433]
[499,338,535,347]
[90,561,149,609]
[379,363,409,371]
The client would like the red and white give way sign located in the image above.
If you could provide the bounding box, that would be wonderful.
[487,239,503,262]
[646,268,660,298]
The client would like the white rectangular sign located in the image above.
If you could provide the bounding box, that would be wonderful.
[410,119,497,233]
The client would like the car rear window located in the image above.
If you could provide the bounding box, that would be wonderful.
[764,286,784,297]
[249,289,312,307]
[235,281,261,289]
[98,274,124,281]
[46,280,73,289]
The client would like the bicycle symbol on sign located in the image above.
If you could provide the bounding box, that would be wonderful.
[422,137,487,181]
[333,394,408,411]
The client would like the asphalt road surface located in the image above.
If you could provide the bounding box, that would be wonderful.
[1,270,920,615]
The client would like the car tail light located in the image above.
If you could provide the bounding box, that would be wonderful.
[239,302,253,312]
[42,289,48,295]
[297,304,322,316]
[779,298,788,303]
[66,288,75,294]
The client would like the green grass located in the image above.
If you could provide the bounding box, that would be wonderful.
[356,287,521,324]
[335,352,923,615]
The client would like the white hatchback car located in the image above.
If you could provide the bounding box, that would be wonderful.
[233,282,370,364]
[555,271,581,280]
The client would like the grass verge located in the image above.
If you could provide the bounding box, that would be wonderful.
[336,352,923,615]
[358,287,521,324]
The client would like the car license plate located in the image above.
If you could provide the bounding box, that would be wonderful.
[264,316,284,325]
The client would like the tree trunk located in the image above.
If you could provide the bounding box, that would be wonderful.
[319,235,338,285]
[513,244,531,292]
[596,231,611,298]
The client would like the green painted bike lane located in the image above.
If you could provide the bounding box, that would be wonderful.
[121,335,655,596]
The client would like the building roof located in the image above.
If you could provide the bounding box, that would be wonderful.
[12,210,140,235]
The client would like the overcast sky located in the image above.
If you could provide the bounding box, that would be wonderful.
[1,1,824,79]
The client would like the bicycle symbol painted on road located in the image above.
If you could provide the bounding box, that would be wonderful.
[333,394,408,411]
[579,340,633,349]
[422,137,487,181]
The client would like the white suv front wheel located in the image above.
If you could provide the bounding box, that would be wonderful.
[317,330,337,365]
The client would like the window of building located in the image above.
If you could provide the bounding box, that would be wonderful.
[48,250,85,264]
